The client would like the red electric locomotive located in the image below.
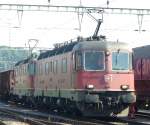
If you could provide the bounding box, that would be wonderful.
[11,36,136,117]
[133,45,150,110]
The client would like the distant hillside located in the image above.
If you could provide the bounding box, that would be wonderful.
[0,46,29,71]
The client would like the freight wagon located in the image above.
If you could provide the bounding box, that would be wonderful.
[133,45,150,110]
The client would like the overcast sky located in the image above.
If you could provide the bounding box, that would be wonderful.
[0,0,150,48]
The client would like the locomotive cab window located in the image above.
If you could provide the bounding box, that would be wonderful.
[75,52,82,70]
[84,51,104,71]
[112,51,129,71]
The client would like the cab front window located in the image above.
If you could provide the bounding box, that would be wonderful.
[84,51,104,71]
[112,52,129,71]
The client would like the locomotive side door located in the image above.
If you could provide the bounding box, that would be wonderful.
[71,51,83,88]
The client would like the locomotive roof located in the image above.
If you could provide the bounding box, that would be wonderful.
[15,37,130,65]
[38,42,78,60]
[15,58,30,66]
[38,39,130,60]
[73,40,130,51]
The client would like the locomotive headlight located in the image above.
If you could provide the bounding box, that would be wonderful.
[86,84,94,89]
[120,85,129,90]
[105,51,110,56]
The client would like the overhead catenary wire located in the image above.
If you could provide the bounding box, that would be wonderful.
[0,3,150,15]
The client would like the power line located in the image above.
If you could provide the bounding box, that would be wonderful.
[0,4,150,15]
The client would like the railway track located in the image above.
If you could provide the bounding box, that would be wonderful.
[1,102,150,125]
[0,108,67,125]
[117,111,150,125]
[136,111,150,119]
[0,102,128,125]
[0,108,117,125]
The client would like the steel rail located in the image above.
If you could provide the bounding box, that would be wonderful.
[0,108,64,125]
[118,114,150,125]
[0,106,118,125]
[135,112,150,119]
